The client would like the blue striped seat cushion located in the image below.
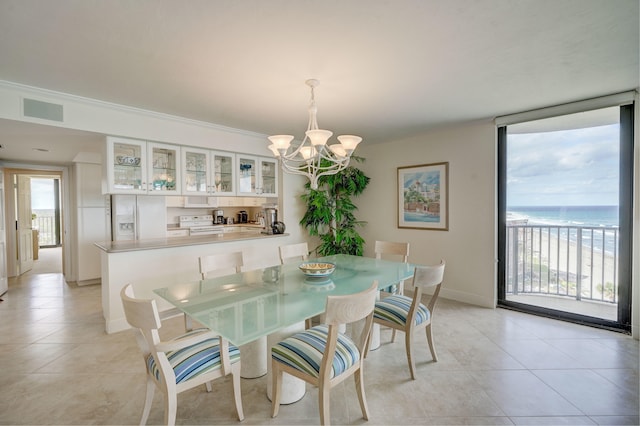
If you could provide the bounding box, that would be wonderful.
[147,329,240,384]
[374,295,430,326]
[272,325,359,379]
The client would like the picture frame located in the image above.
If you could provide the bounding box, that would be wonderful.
[397,162,449,230]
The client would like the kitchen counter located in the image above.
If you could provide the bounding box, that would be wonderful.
[96,229,294,334]
[96,229,283,253]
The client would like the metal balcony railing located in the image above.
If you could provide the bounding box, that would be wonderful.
[32,215,58,247]
[506,225,618,304]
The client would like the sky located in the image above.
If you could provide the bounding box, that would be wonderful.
[507,123,619,207]
[31,178,56,210]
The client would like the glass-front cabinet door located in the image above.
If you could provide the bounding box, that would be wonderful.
[237,155,257,196]
[211,151,235,195]
[105,137,147,194]
[259,157,278,196]
[181,147,210,196]
[148,142,181,195]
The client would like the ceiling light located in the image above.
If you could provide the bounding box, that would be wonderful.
[268,79,361,190]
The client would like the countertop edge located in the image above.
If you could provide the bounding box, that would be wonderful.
[94,232,289,253]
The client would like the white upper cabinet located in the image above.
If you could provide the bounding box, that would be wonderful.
[236,155,278,197]
[148,142,181,195]
[236,155,257,196]
[105,137,274,198]
[211,151,236,196]
[104,137,181,195]
[182,148,237,196]
[181,147,211,196]
[104,137,148,194]
[259,157,278,197]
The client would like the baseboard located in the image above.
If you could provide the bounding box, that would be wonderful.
[77,278,101,286]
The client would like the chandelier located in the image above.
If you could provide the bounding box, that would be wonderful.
[267,79,362,190]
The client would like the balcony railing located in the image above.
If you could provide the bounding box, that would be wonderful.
[32,214,58,247]
[506,224,618,304]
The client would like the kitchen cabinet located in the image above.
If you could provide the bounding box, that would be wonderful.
[148,142,181,194]
[104,137,147,194]
[182,148,237,196]
[259,157,278,197]
[236,155,278,197]
[211,151,236,195]
[181,147,210,196]
[104,137,276,199]
[104,137,181,195]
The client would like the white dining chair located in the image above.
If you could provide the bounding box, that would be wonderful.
[279,242,309,264]
[373,260,445,380]
[278,242,316,328]
[120,284,244,425]
[375,240,410,295]
[199,251,244,279]
[271,281,379,426]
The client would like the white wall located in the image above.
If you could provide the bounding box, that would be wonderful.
[358,120,498,308]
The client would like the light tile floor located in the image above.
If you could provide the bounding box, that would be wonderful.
[0,271,638,425]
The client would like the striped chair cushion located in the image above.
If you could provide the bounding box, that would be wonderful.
[147,329,240,384]
[374,295,430,327]
[272,325,360,379]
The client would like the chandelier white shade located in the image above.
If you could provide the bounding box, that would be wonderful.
[268,79,361,190]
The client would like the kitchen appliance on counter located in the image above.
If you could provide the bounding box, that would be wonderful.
[179,215,224,236]
[111,195,167,241]
[214,209,225,224]
[237,210,248,224]
[262,205,286,234]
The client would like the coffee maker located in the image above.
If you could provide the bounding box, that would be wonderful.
[262,205,285,234]
[214,209,224,224]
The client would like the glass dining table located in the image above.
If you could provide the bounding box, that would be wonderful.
[153,254,415,346]
[151,253,416,403]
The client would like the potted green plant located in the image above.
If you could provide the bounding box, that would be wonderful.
[300,158,370,256]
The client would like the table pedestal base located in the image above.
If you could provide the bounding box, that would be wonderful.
[239,336,267,378]
[266,322,306,404]
[369,323,381,350]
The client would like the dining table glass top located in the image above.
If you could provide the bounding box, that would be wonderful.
[153,254,416,346]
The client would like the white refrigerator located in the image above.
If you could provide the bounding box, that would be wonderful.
[110,195,167,241]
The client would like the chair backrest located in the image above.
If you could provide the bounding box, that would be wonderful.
[120,284,177,388]
[375,240,409,263]
[319,281,378,380]
[199,251,244,279]
[279,242,309,264]
[411,260,446,312]
[121,284,162,331]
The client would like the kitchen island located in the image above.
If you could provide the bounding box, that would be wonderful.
[95,231,290,333]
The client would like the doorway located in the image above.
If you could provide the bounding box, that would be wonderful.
[497,103,634,333]
[3,169,64,278]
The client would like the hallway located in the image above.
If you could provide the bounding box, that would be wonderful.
[25,246,62,275]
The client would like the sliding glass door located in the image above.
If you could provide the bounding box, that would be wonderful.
[498,103,633,332]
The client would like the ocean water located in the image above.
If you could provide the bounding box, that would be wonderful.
[507,205,619,254]
[507,205,618,227]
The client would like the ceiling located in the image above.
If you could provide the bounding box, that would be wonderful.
[0,0,638,165]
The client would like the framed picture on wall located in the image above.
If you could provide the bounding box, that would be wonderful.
[397,162,449,230]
